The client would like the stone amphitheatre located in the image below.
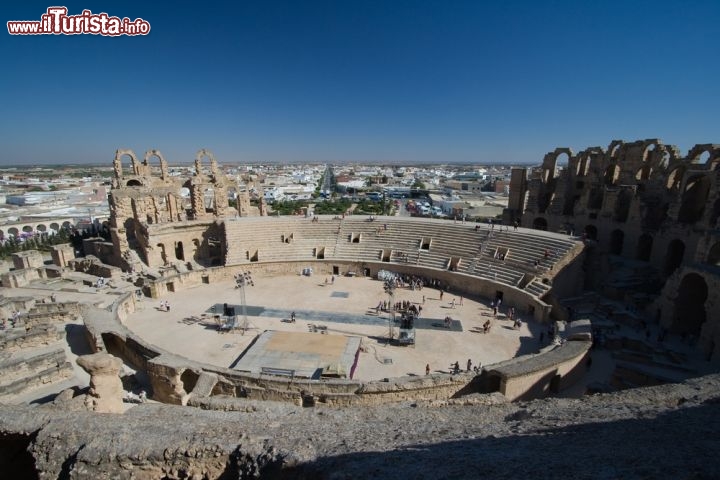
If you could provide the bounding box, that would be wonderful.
[1,139,720,479]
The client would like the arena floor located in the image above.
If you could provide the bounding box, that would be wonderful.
[123,273,547,380]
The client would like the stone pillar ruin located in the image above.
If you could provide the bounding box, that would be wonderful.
[76,352,125,414]
[50,244,75,267]
[12,250,44,270]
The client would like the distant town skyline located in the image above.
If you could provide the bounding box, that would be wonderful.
[2,1,718,165]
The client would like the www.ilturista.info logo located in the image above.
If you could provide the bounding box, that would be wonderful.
[7,7,150,36]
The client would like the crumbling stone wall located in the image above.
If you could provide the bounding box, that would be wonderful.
[106,148,240,270]
[511,139,720,361]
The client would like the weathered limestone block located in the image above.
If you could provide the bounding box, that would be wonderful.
[76,353,124,413]
[12,250,44,270]
[50,244,75,268]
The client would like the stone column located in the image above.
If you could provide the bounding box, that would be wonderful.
[76,352,125,414]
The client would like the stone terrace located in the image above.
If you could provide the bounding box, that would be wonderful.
[224,216,582,295]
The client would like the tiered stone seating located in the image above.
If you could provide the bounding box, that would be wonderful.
[0,306,76,400]
[222,216,582,297]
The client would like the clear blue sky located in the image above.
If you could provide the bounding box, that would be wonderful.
[2,1,718,165]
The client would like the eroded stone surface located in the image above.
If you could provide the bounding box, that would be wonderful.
[1,374,719,479]
[76,352,124,413]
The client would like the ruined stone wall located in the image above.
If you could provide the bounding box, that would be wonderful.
[2,374,719,479]
[489,340,591,401]
[0,268,43,288]
[106,148,238,270]
[517,139,720,264]
[513,139,720,359]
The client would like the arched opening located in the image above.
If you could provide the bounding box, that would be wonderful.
[671,273,708,335]
[609,229,624,255]
[180,369,200,394]
[576,154,591,177]
[8,227,19,238]
[678,175,710,224]
[635,165,652,181]
[604,164,620,187]
[587,187,603,210]
[157,243,167,265]
[696,151,711,164]
[636,233,653,261]
[204,187,215,213]
[666,166,684,191]
[175,241,185,261]
[22,225,33,233]
[562,193,580,216]
[664,239,685,275]
[613,189,633,222]
[36,224,47,233]
[532,217,548,231]
[555,152,569,170]
[126,179,142,187]
[538,153,565,213]
[706,242,720,266]
[584,225,598,241]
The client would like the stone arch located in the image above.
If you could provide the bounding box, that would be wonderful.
[126,179,143,187]
[22,225,33,233]
[666,165,685,191]
[642,142,658,161]
[195,149,216,176]
[604,164,620,186]
[532,217,548,231]
[608,140,623,159]
[62,221,72,229]
[635,165,652,181]
[8,227,19,237]
[175,241,185,261]
[36,224,47,232]
[706,242,720,266]
[50,222,60,232]
[113,149,140,179]
[575,153,591,177]
[664,239,685,275]
[540,149,570,181]
[686,144,718,165]
[613,189,633,222]
[609,229,624,255]
[537,149,570,213]
[143,149,169,179]
[584,224,598,241]
[636,233,653,261]
[678,175,711,224]
[671,273,708,335]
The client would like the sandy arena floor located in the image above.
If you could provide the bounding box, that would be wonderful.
[123,273,544,380]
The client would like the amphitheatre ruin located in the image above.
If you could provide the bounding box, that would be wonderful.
[2,139,720,478]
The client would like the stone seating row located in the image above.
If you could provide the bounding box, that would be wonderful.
[223,217,580,295]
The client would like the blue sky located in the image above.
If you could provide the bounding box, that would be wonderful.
[1,1,718,165]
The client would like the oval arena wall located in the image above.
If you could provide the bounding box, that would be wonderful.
[84,216,591,406]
